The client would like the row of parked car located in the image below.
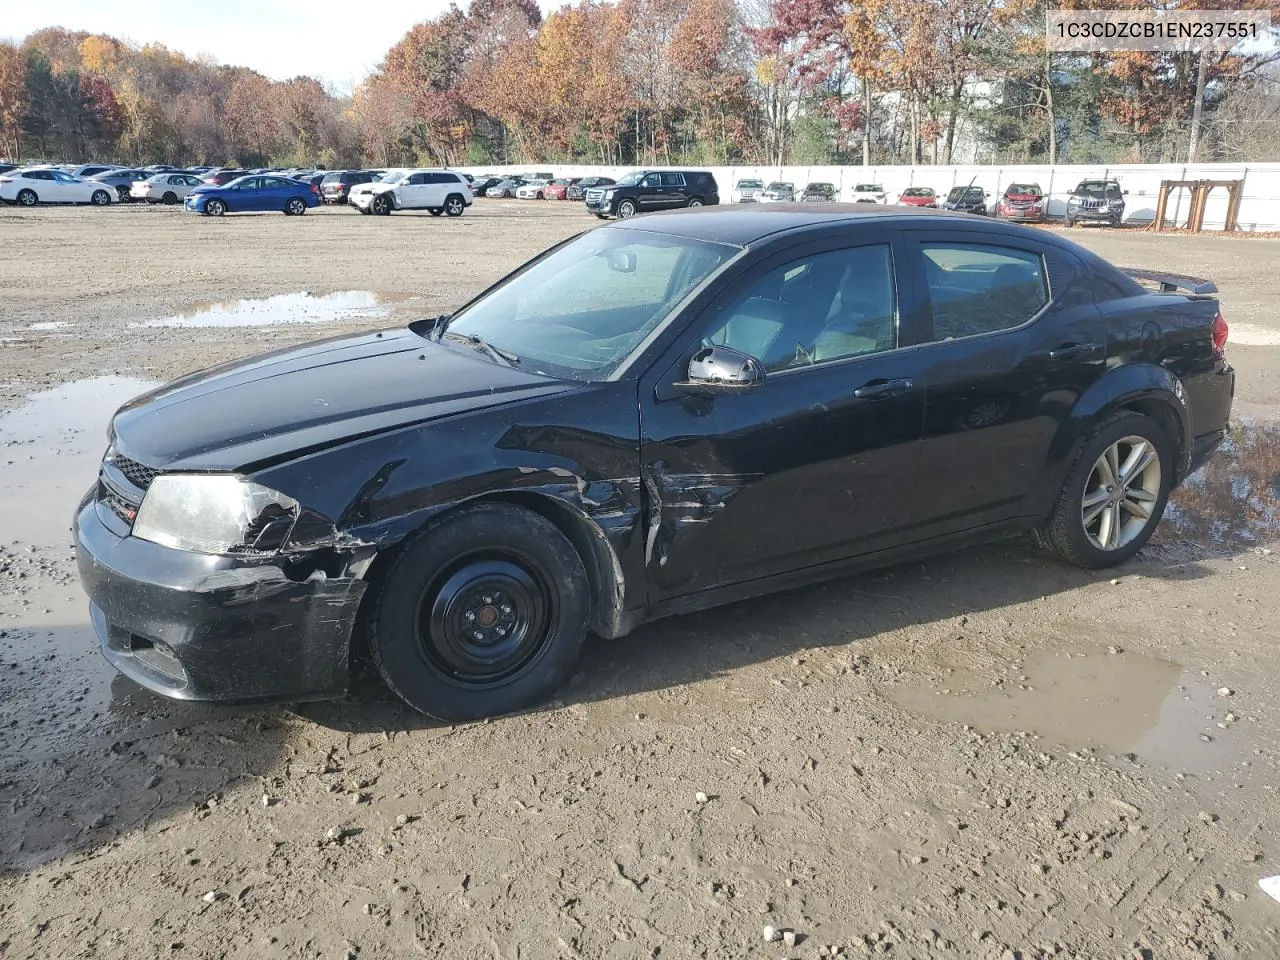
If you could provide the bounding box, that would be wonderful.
[730,178,1129,226]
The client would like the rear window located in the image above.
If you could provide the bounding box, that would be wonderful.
[321,172,345,183]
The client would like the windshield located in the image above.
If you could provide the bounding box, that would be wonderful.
[441,229,739,381]
[902,187,932,197]
[947,187,982,201]
[736,179,762,189]
[766,182,792,191]
[855,184,883,192]
[1006,183,1042,196]
[616,172,645,186]
[1077,181,1121,198]
[805,183,832,192]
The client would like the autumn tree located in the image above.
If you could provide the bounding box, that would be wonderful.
[0,42,26,159]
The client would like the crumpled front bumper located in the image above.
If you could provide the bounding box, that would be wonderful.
[73,491,367,704]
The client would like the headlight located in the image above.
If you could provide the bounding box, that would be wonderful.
[1068,197,1081,205]
[603,189,616,199]
[133,474,300,555]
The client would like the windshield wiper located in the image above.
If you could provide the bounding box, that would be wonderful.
[442,330,519,367]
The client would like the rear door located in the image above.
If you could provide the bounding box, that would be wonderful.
[905,229,1104,534]
[659,172,687,208]
[259,177,293,210]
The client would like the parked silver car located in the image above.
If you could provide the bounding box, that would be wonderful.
[131,172,205,204]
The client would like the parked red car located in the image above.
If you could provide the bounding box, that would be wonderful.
[543,177,581,200]
[996,183,1046,222]
[897,186,937,207]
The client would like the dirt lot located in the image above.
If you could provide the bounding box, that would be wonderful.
[1,202,1278,960]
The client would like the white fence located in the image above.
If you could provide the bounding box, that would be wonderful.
[458,161,1280,231]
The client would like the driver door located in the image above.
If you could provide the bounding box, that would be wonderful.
[230,177,261,209]
[638,233,933,600]
[637,173,669,211]
[51,170,83,201]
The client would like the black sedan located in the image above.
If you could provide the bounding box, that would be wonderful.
[74,205,1234,721]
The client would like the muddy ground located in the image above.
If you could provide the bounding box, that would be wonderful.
[0,202,1277,960]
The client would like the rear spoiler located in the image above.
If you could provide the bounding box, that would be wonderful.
[1122,268,1218,296]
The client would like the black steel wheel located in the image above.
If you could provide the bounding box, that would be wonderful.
[162,191,178,204]
[367,502,589,720]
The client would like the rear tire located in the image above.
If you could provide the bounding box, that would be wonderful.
[444,194,465,217]
[286,197,306,216]
[1042,411,1172,569]
[687,198,703,208]
[366,503,589,721]
[17,189,37,206]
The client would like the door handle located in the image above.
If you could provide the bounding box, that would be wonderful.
[1043,342,1102,361]
[853,377,913,400]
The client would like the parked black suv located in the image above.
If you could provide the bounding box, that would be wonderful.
[941,185,989,215]
[799,182,836,202]
[1065,179,1127,227]
[584,170,719,219]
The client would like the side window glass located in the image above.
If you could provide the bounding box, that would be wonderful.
[701,245,897,374]
[641,174,660,187]
[660,173,683,187]
[922,243,1048,341]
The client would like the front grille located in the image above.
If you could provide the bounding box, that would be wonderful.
[100,482,139,524]
[585,189,604,203]
[110,455,160,491]
[1079,198,1105,209]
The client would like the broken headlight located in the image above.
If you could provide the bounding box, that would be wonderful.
[132,475,300,556]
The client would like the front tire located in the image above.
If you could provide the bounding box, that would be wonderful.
[366,503,589,721]
[162,191,177,204]
[371,194,391,216]
[1042,411,1172,569]
[204,198,226,216]
[17,189,37,206]
[444,194,465,217]
[617,199,637,219]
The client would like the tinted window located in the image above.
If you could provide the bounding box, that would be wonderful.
[702,245,897,373]
[922,244,1048,341]
[233,178,259,190]
[25,170,53,180]
[660,173,684,187]
[261,177,289,188]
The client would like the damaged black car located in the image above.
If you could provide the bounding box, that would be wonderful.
[75,205,1235,720]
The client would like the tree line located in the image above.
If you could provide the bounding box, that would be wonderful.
[2,0,1277,170]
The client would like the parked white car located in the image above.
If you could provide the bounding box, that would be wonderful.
[131,172,205,204]
[730,178,763,203]
[0,167,116,206]
[348,169,410,211]
[850,183,888,203]
[354,169,473,217]
[514,179,552,199]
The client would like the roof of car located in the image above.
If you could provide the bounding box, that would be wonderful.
[609,203,1044,247]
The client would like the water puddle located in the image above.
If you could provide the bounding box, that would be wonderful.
[1152,419,1280,556]
[0,376,159,546]
[141,290,415,328]
[26,321,70,331]
[887,645,1241,775]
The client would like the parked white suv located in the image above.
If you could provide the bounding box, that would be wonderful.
[354,169,473,216]
[850,183,888,204]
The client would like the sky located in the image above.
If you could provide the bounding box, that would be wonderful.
[2,0,535,94]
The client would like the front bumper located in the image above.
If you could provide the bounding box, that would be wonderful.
[584,197,613,214]
[73,491,366,703]
[1067,205,1122,221]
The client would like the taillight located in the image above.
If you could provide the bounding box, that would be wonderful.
[310,185,319,194]
[0,177,11,184]
[1211,310,1228,357]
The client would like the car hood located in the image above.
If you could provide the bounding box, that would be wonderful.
[109,327,578,473]
[898,195,933,205]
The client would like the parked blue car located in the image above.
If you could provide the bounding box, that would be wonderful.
[185,175,321,216]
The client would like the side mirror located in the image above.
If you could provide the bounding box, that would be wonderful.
[606,249,637,273]
[673,345,766,397]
